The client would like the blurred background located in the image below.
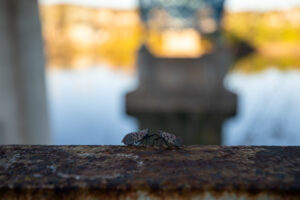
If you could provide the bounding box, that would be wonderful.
[1,0,300,145]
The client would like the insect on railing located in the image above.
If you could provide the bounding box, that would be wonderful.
[122,129,182,147]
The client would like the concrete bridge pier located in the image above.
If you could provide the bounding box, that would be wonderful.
[126,45,236,144]
[0,0,50,144]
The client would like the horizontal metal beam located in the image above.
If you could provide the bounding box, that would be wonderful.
[0,145,299,199]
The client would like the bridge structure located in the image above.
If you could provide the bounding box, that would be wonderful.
[126,0,236,145]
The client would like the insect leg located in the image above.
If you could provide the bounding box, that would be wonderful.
[162,137,172,148]
[159,138,165,147]
[146,135,153,146]
[152,135,163,146]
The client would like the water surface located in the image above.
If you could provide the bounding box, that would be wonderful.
[224,69,300,145]
[47,66,300,145]
[47,66,138,144]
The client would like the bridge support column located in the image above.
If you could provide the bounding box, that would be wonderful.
[0,0,50,144]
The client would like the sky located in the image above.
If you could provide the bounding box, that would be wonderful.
[40,0,300,11]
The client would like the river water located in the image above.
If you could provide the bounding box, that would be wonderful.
[47,65,300,145]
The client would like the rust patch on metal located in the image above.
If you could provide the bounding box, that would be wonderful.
[0,145,299,199]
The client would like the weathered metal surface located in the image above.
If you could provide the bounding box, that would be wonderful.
[0,145,299,199]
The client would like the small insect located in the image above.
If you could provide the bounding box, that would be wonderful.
[159,130,182,147]
[122,129,182,147]
[121,129,149,146]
